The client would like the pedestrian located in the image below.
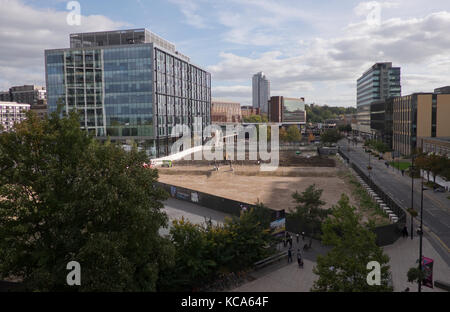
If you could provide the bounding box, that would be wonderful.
[288,238,292,249]
[402,225,408,238]
[401,169,405,176]
[288,248,292,263]
[302,232,305,241]
[297,250,303,268]
[296,233,299,244]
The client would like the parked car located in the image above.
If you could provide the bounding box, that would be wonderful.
[433,186,445,193]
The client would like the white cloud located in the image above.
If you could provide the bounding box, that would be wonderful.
[0,0,127,90]
[168,0,209,29]
[209,8,450,107]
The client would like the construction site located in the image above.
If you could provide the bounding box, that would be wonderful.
[157,147,389,226]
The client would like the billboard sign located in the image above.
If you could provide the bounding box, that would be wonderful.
[421,256,434,288]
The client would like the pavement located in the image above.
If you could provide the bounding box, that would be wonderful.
[385,234,448,292]
[233,232,449,292]
[233,234,329,292]
[338,140,450,267]
[158,192,449,292]
[159,197,230,236]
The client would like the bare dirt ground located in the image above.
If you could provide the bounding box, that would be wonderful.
[158,155,390,225]
[158,162,356,212]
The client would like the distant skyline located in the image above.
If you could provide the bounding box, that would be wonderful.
[1,0,450,107]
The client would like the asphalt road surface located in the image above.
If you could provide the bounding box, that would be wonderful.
[339,140,450,266]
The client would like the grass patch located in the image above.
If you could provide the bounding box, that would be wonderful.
[389,161,411,171]
[338,170,390,227]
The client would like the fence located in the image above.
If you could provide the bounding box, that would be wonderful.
[337,149,407,246]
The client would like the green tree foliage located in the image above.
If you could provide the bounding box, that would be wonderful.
[279,127,288,142]
[321,129,343,145]
[429,154,448,183]
[291,184,328,246]
[364,139,391,154]
[312,194,392,292]
[338,124,352,133]
[286,125,302,142]
[415,153,450,182]
[242,114,268,123]
[407,265,426,285]
[158,205,275,291]
[0,110,173,291]
[306,104,356,123]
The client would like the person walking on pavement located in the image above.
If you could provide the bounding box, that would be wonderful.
[288,236,292,248]
[302,232,305,241]
[402,225,409,238]
[296,233,299,244]
[288,248,293,263]
[297,249,303,268]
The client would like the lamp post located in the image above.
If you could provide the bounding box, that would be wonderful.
[410,155,415,240]
[418,176,425,292]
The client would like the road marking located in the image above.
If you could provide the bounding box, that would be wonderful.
[413,217,450,254]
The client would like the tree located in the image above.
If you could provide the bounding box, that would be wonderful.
[158,218,217,291]
[321,129,342,145]
[407,265,426,286]
[242,114,268,123]
[312,194,392,292]
[286,125,302,142]
[291,184,328,247]
[279,127,288,142]
[158,205,275,291]
[415,154,432,181]
[338,124,352,133]
[429,154,447,184]
[0,110,174,291]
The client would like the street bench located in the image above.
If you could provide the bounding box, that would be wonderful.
[254,251,288,270]
[434,280,450,291]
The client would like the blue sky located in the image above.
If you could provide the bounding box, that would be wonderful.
[1,0,450,107]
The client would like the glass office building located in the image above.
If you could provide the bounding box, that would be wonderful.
[45,29,211,158]
[268,96,306,126]
[356,62,401,136]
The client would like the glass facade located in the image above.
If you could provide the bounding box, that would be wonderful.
[46,30,211,158]
[356,63,401,135]
[282,98,306,123]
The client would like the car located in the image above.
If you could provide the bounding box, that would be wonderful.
[433,186,445,193]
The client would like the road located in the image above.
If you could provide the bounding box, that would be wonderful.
[339,140,450,266]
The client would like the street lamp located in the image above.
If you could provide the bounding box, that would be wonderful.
[410,155,415,240]
[418,177,427,293]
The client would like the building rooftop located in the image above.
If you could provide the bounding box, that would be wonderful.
[434,86,450,94]
[49,28,192,62]
[0,101,31,107]
[358,62,399,82]
[212,98,241,104]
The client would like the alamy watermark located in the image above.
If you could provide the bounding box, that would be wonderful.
[169,118,280,171]
[66,1,81,26]
[66,261,81,286]
[366,261,381,286]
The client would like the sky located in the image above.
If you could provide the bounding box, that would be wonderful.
[0,0,449,107]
